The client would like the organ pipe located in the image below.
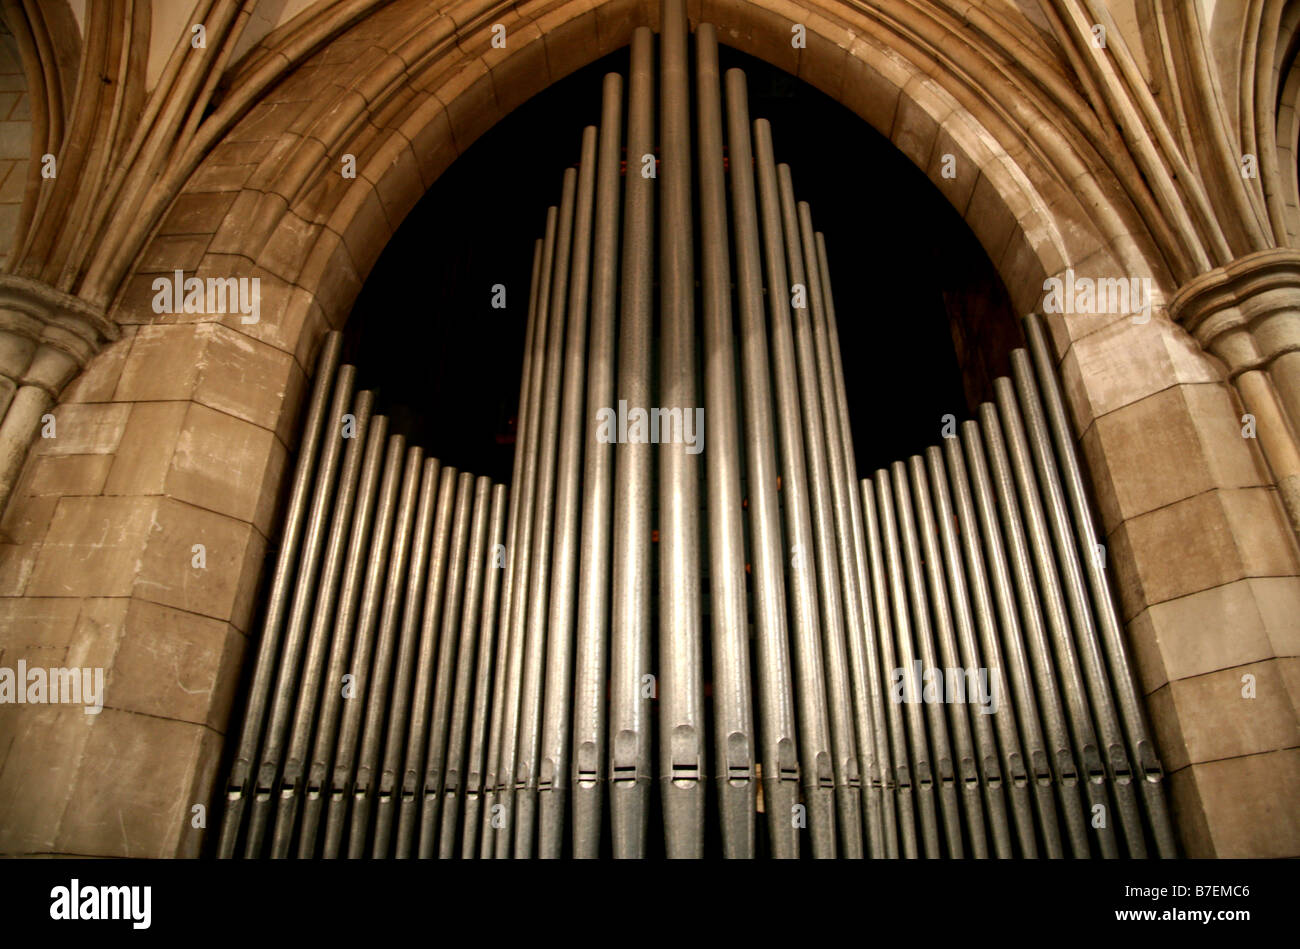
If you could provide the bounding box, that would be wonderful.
[217,1,1176,860]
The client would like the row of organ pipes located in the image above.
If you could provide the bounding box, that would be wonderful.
[217,0,1178,859]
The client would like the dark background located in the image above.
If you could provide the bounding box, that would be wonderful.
[344,42,1017,485]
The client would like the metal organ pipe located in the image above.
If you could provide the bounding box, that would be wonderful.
[218,2,1176,859]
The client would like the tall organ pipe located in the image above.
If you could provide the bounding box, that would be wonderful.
[978,404,1091,858]
[907,455,989,858]
[248,364,359,856]
[512,163,580,859]
[323,433,406,857]
[1007,352,1147,854]
[608,26,655,860]
[657,0,706,859]
[725,74,801,860]
[484,206,558,857]
[697,27,756,859]
[876,469,943,858]
[419,472,478,857]
[570,72,623,859]
[861,479,921,858]
[925,445,1018,858]
[753,118,837,858]
[347,445,426,857]
[218,331,342,858]
[892,459,965,857]
[994,379,1119,859]
[1009,351,1145,855]
[961,421,1065,858]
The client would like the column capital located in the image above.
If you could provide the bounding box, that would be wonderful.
[1169,248,1300,376]
[0,274,118,396]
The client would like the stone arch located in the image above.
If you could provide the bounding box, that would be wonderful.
[111,0,1178,352]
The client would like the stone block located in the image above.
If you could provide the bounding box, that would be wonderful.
[158,191,239,237]
[32,402,131,457]
[135,496,267,631]
[61,329,136,403]
[191,322,298,434]
[164,401,284,532]
[21,454,113,497]
[26,496,160,598]
[0,705,97,853]
[114,324,209,403]
[103,402,189,497]
[105,599,244,730]
[1251,575,1300,658]
[1176,749,1300,857]
[1060,317,1221,434]
[53,709,210,857]
[1083,383,1267,531]
[1147,661,1299,772]
[1110,487,1300,621]
[1127,578,1286,693]
[137,234,211,274]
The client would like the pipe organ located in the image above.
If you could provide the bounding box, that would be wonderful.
[217,0,1177,859]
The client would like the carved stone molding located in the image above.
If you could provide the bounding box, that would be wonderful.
[0,273,117,398]
[1168,248,1300,376]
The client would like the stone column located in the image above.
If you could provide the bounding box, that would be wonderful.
[0,275,118,531]
[1171,249,1300,536]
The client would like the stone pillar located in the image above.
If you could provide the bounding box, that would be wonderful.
[0,275,118,531]
[0,233,318,855]
[1171,249,1300,536]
